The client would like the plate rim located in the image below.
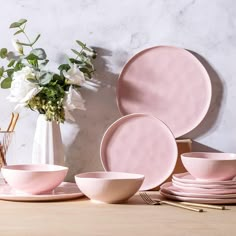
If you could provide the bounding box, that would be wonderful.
[173,172,236,185]
[160,190,236,204]
[100,113,178,191]
[161,182,236,199]
[116,45,212,138]
[0,182,84,202]
[172,179,236,189]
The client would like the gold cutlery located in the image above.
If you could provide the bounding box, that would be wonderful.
[139,192,203,212]
[178,201,226,210]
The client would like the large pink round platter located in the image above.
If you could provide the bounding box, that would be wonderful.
[100,113,178,191]
[173,172,236,185]
[161,182,236,199]
[0,182,84,202]
[117,46,212,138]
[160,190,236,204]
[172,179,236,189]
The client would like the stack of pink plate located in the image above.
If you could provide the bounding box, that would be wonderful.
[160,172,236,204]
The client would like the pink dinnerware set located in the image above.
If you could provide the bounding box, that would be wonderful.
[1,46,236,204]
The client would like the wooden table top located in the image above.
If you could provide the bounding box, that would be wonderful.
[0,192,235,236]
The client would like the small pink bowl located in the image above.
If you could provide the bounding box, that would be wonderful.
[181,152,236,181]
[75,171,144,203]
[1,164,68,194]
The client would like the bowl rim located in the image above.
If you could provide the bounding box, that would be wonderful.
[181,152,236,161]
[1,164,68,172]
[75,171,145,180]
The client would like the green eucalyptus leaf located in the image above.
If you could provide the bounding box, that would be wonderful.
[76,40,94,53]
[52,74,65,85]
[1,77,12,88]
[79,67,91,74]
[9,19,27,28]
[17,34,40,47]
[0,66,4,77]
[30,48,46,60]
[9,22,21,28]
[6,51,17,60]
[31,34,41,46]
[76,40,85,48]
[27,78,38,83]
[0,48,8,59]
[39,72,54,85]
[17,41,32,47]
[18,19,27,25]
[71,49,80,57]
[15,61,24,71]
[25,53,38,60]
[6,69,14,77]
[69,58,84,65]
[14,29,24,35]
[58,64,70,72]
[7,60,15,67]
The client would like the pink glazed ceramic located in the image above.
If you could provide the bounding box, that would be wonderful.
[100,113,178,190]
[117,46,212,137]
[75,172,144,203]
[181,152,236,181]
[1,164,68,194]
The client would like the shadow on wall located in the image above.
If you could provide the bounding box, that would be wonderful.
[192,141,222,152]
[64,47,124,181]
[182,50,225,144]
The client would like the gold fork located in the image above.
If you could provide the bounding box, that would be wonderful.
[139,192,203,212]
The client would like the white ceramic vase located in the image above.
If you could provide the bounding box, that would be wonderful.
[32,114,65,165]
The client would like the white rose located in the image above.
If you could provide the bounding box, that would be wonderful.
[63,63,85,86]
[63,63,98,91]
[7,66,41,107]
[12,39,23,55]
[63,86,85,121]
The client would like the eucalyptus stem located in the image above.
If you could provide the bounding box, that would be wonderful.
[19,26,33,49]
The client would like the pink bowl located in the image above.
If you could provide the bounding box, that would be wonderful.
[1,164,68,194]
[75,172,144,203]
[181,152,236,181]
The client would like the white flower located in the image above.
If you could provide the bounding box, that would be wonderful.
[63,86,85,121]
[63,63,85,86]
[12,39,23,54]
[63,63,98,91]
[7,66,41,108]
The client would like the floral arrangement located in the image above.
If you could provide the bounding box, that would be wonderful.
[0,19,97,123]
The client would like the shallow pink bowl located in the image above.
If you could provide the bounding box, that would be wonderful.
[75,172,144,203]
[1,164,68,194]
[181,152,236,181]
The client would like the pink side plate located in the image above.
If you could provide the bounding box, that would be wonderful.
[161,182,236,199]
[117,45,212,138]
[160,190,236,204]
[172,179,236,189]
[163,182,236,194]
[0,182,84,202]
[100,113,178,190]
[173,172,236,185]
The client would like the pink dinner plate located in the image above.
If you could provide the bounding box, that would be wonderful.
[160,190,236,204]
[172,179,236,189]
[163,182,236,195]
[100,113,178,190]
[0,182,84,202]
[117,46,212,137]
[161,182,236,199]
[173,172,236,185]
